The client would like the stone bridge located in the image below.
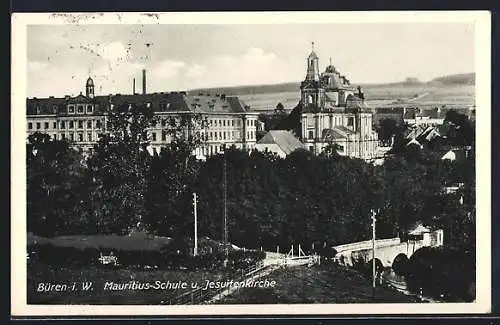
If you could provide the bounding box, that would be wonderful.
[332,229,444,268]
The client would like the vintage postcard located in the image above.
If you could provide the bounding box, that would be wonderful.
[11,11,491,316]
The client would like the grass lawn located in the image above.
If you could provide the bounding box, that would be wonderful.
[216,264,422,304]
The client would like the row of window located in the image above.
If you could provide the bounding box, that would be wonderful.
[67,104,94,114]
[150,130,256,142]
[306,116,355,127]
[28,119,105,130]
[207,118,257,128]
[57,132,96,142]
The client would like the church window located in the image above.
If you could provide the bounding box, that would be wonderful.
[36,122,41,130]
[77,105,84,114]
[53,122,57,129]
[87,132,92,142]
[161,131,166,141]
[231,120,234,127]
[69,133,74,141]
[61,121,66,129]
[28,122,32,130]
[308,130,314,139]
[87,120,92,128]
[78,121,83,129]
[87,105,93,113]
[347,117,354,126]
[44,122,49,129]
[68,105,75,114]
[69,121,74,129]
[152,132,157,141]
[61,134,66,140]
[78,133,83,142]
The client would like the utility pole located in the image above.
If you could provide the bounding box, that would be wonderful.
[223,145,229,263]
[193,192,198,256]
[371,209,377,295]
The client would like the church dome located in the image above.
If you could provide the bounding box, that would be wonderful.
[86,77,94,87]
[325,65,337,73]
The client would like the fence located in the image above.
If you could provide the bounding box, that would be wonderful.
[168,260,267,305]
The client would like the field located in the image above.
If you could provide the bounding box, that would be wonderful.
[238,84,475,113]
[216,264,421,304]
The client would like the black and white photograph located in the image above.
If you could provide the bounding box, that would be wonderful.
[11,11,491,316]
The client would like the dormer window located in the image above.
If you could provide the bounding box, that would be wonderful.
[68,105,75,114]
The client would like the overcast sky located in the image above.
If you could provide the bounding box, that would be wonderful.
[27,23,475,98]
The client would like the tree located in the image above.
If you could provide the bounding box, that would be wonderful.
[274,102,286,115]
[444,110,475,147]
[87,102,157,234]
[144,112,206,237]
[27,132,88,236]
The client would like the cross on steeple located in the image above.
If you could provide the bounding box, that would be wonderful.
[329,57,332,66]
[311,41,315,52]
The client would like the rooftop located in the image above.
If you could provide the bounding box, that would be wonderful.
[257,130,305,155]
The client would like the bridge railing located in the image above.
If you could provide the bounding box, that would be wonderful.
[333,238,401,253]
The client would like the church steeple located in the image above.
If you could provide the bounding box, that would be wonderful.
[305,41,320,81]
[86,76,95,99]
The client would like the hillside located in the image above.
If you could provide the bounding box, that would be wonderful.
[188,73,475,96]
[428,73,475,86]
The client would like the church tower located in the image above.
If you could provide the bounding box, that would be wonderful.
[300,42,325,112]
[86,76,95,99]
[305,42,320,81]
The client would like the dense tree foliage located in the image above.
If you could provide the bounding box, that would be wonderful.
[27,133,88,235]
[26,109,475,254]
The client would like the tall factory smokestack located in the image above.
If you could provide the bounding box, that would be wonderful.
[133,78,136,95]
[142,69,147,95]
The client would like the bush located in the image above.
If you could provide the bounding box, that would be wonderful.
[406,247,475,301]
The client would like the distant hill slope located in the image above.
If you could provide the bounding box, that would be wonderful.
[190,82,300,96]
[188,73,475,96]
[427,73,475,86]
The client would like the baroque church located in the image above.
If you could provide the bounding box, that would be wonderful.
[294,43,379,159]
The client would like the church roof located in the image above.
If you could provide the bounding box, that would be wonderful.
[86,77,94,87]
[257,130,305,155]
[308,50,318,60]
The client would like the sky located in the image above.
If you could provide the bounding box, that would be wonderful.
[27,23,475,98]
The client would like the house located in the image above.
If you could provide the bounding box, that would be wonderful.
[254,130,305,158]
